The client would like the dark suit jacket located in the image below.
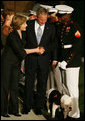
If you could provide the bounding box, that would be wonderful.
[25,20,56,68]
[1,30,27,65]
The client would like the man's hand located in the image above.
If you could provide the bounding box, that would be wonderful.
[52,61,58,68]
[38,46,45,55]
[58,61,67,70]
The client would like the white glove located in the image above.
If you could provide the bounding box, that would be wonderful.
[58,61,67,70]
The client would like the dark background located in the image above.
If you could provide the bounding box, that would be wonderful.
[1,1,84,56]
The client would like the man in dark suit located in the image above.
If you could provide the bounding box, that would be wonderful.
[22,7,56,115]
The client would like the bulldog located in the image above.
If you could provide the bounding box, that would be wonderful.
[46,88,72,119]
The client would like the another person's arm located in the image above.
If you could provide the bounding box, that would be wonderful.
[24,46,45,55]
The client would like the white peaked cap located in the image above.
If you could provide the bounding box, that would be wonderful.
[40,4,53,10]
[29,10,36,15]
[48,8,58,13]
[55,5,74,14]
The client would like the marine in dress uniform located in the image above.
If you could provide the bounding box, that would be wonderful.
[53,5,81,120]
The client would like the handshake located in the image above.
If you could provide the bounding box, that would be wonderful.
[25,46,45,55]
[36,46,45,55]
[52,61,67,70]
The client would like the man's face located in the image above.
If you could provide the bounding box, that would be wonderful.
[59,14,70,22]
[37,14,48,26]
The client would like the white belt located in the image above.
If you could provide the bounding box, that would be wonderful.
[64,44,72,49]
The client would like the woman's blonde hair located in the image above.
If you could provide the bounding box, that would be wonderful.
[11,14,27,30]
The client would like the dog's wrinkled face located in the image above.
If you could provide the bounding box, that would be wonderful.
[61,94,72,108]
[61,95,72,118]
[64,103,72,112]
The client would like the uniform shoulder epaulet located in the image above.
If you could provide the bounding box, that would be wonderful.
[71,21,81,38]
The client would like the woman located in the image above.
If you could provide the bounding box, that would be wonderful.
[1,14,45,117]
[1,10,15,54]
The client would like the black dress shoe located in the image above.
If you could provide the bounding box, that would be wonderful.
[13,113,21,117]
[33,108,42,115]
[2,114,10,117]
